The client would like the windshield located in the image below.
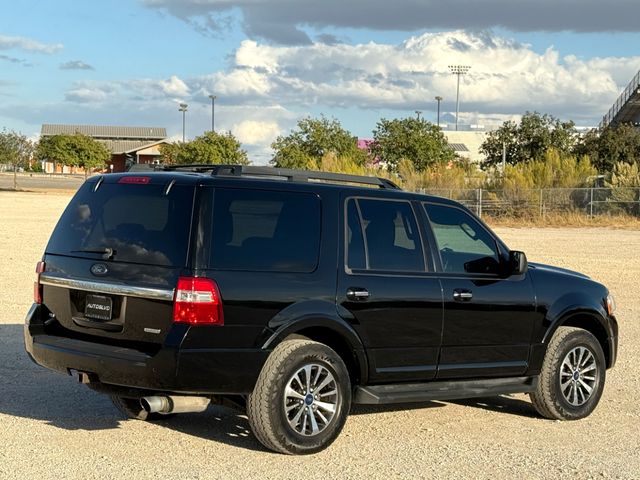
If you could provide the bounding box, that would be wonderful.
[46,181,194,267]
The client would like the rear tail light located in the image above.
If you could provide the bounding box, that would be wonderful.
[173,277,224,326]
[34,261,45,304]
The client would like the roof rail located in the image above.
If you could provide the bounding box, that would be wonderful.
[162,164,401,189]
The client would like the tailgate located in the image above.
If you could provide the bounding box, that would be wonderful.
[40,176,195,345]
[40,256,179,344]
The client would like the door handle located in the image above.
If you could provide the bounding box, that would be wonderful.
[453,289,473,301]
[346,287,370,301]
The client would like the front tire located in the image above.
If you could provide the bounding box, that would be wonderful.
[247,339,351,454]
[530,327,606,420]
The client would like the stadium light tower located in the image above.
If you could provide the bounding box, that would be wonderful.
[435,96,443,127]
[448,65,471,131]
[178,103,188,142]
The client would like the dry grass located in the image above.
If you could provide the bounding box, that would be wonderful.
[485,212,640,229]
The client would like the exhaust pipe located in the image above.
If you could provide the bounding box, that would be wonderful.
[140,395,210,415]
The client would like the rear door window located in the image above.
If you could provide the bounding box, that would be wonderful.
[46,180,194,266]
[346,198,425,272]
[211,188,321,272]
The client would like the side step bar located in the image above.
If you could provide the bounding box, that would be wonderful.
[354,376,538,405]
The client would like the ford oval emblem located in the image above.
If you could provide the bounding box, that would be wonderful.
[90,263,109,276]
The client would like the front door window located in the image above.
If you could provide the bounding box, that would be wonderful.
[424,203,500,275]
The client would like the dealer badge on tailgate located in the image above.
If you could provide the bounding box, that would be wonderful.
[84,294,113,321]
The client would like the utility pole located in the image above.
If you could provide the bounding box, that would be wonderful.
[415,110,422,120]
[178,103,188,142]
[435,96,443,127]
[448,65,470,131]
[208,95,216,132]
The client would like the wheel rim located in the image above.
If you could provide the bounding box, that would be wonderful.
[283,363,339,436]
[559,346,598,406]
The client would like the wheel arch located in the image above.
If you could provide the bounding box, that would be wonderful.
[262,316,368,387]
[543,309,613,368]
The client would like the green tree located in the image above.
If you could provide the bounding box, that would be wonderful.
[574,124,640,173]
[37,133,110,175]
[160,131,249,165]
[480,112,577,168]
[271,116,366,169]
[370,117,455,172]
[0,129,35,190]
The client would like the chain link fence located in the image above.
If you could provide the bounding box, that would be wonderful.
[418,187,640,218]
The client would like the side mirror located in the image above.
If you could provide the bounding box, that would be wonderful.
[509,250,528,275]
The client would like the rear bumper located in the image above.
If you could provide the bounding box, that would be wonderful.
[24,304,269,395]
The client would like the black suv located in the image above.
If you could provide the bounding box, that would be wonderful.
[25,165,618,454]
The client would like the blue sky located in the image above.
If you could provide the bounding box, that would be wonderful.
[1,0,639,163]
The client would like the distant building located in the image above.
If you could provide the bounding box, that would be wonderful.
[443,131,488,163]
[40,124,169,173]
[357,139,374,151]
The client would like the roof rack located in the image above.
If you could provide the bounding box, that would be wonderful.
[162,164,401,190]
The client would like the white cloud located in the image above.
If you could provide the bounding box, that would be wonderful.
[128,75,190,99]
[160,75,190,96]
[63,75,190,104]
[209,68,271,98]
[64,87,109,103]
[0,34,63,54]
[232,119,281,145]
[210,31,640,121]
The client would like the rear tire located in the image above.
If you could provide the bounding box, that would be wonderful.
[530,327,606,420]
[247,339,351,454]
[110,395,174,421]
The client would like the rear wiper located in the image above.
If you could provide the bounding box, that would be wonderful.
[71,247,115,260]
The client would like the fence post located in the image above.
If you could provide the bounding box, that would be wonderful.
[590,188,594,218]
[539,189,543,218]
[478,188,483,218]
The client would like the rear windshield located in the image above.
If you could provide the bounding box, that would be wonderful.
[46,181,194,266]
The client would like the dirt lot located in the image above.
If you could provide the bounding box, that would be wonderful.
[0,190,638,480]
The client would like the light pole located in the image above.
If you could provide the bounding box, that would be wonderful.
[415,110,422,120]
[178,103,188,142]
[208,94,216,132]
[435,96,443,127]
[448,65,470,131]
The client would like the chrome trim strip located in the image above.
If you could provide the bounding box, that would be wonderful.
[40,273,174,301]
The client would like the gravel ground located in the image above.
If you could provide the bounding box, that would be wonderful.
[0,191,638,480]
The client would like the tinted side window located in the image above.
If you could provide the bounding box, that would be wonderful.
[211,189,321,272]
[354,198,425,272]
[424,203,500,274]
